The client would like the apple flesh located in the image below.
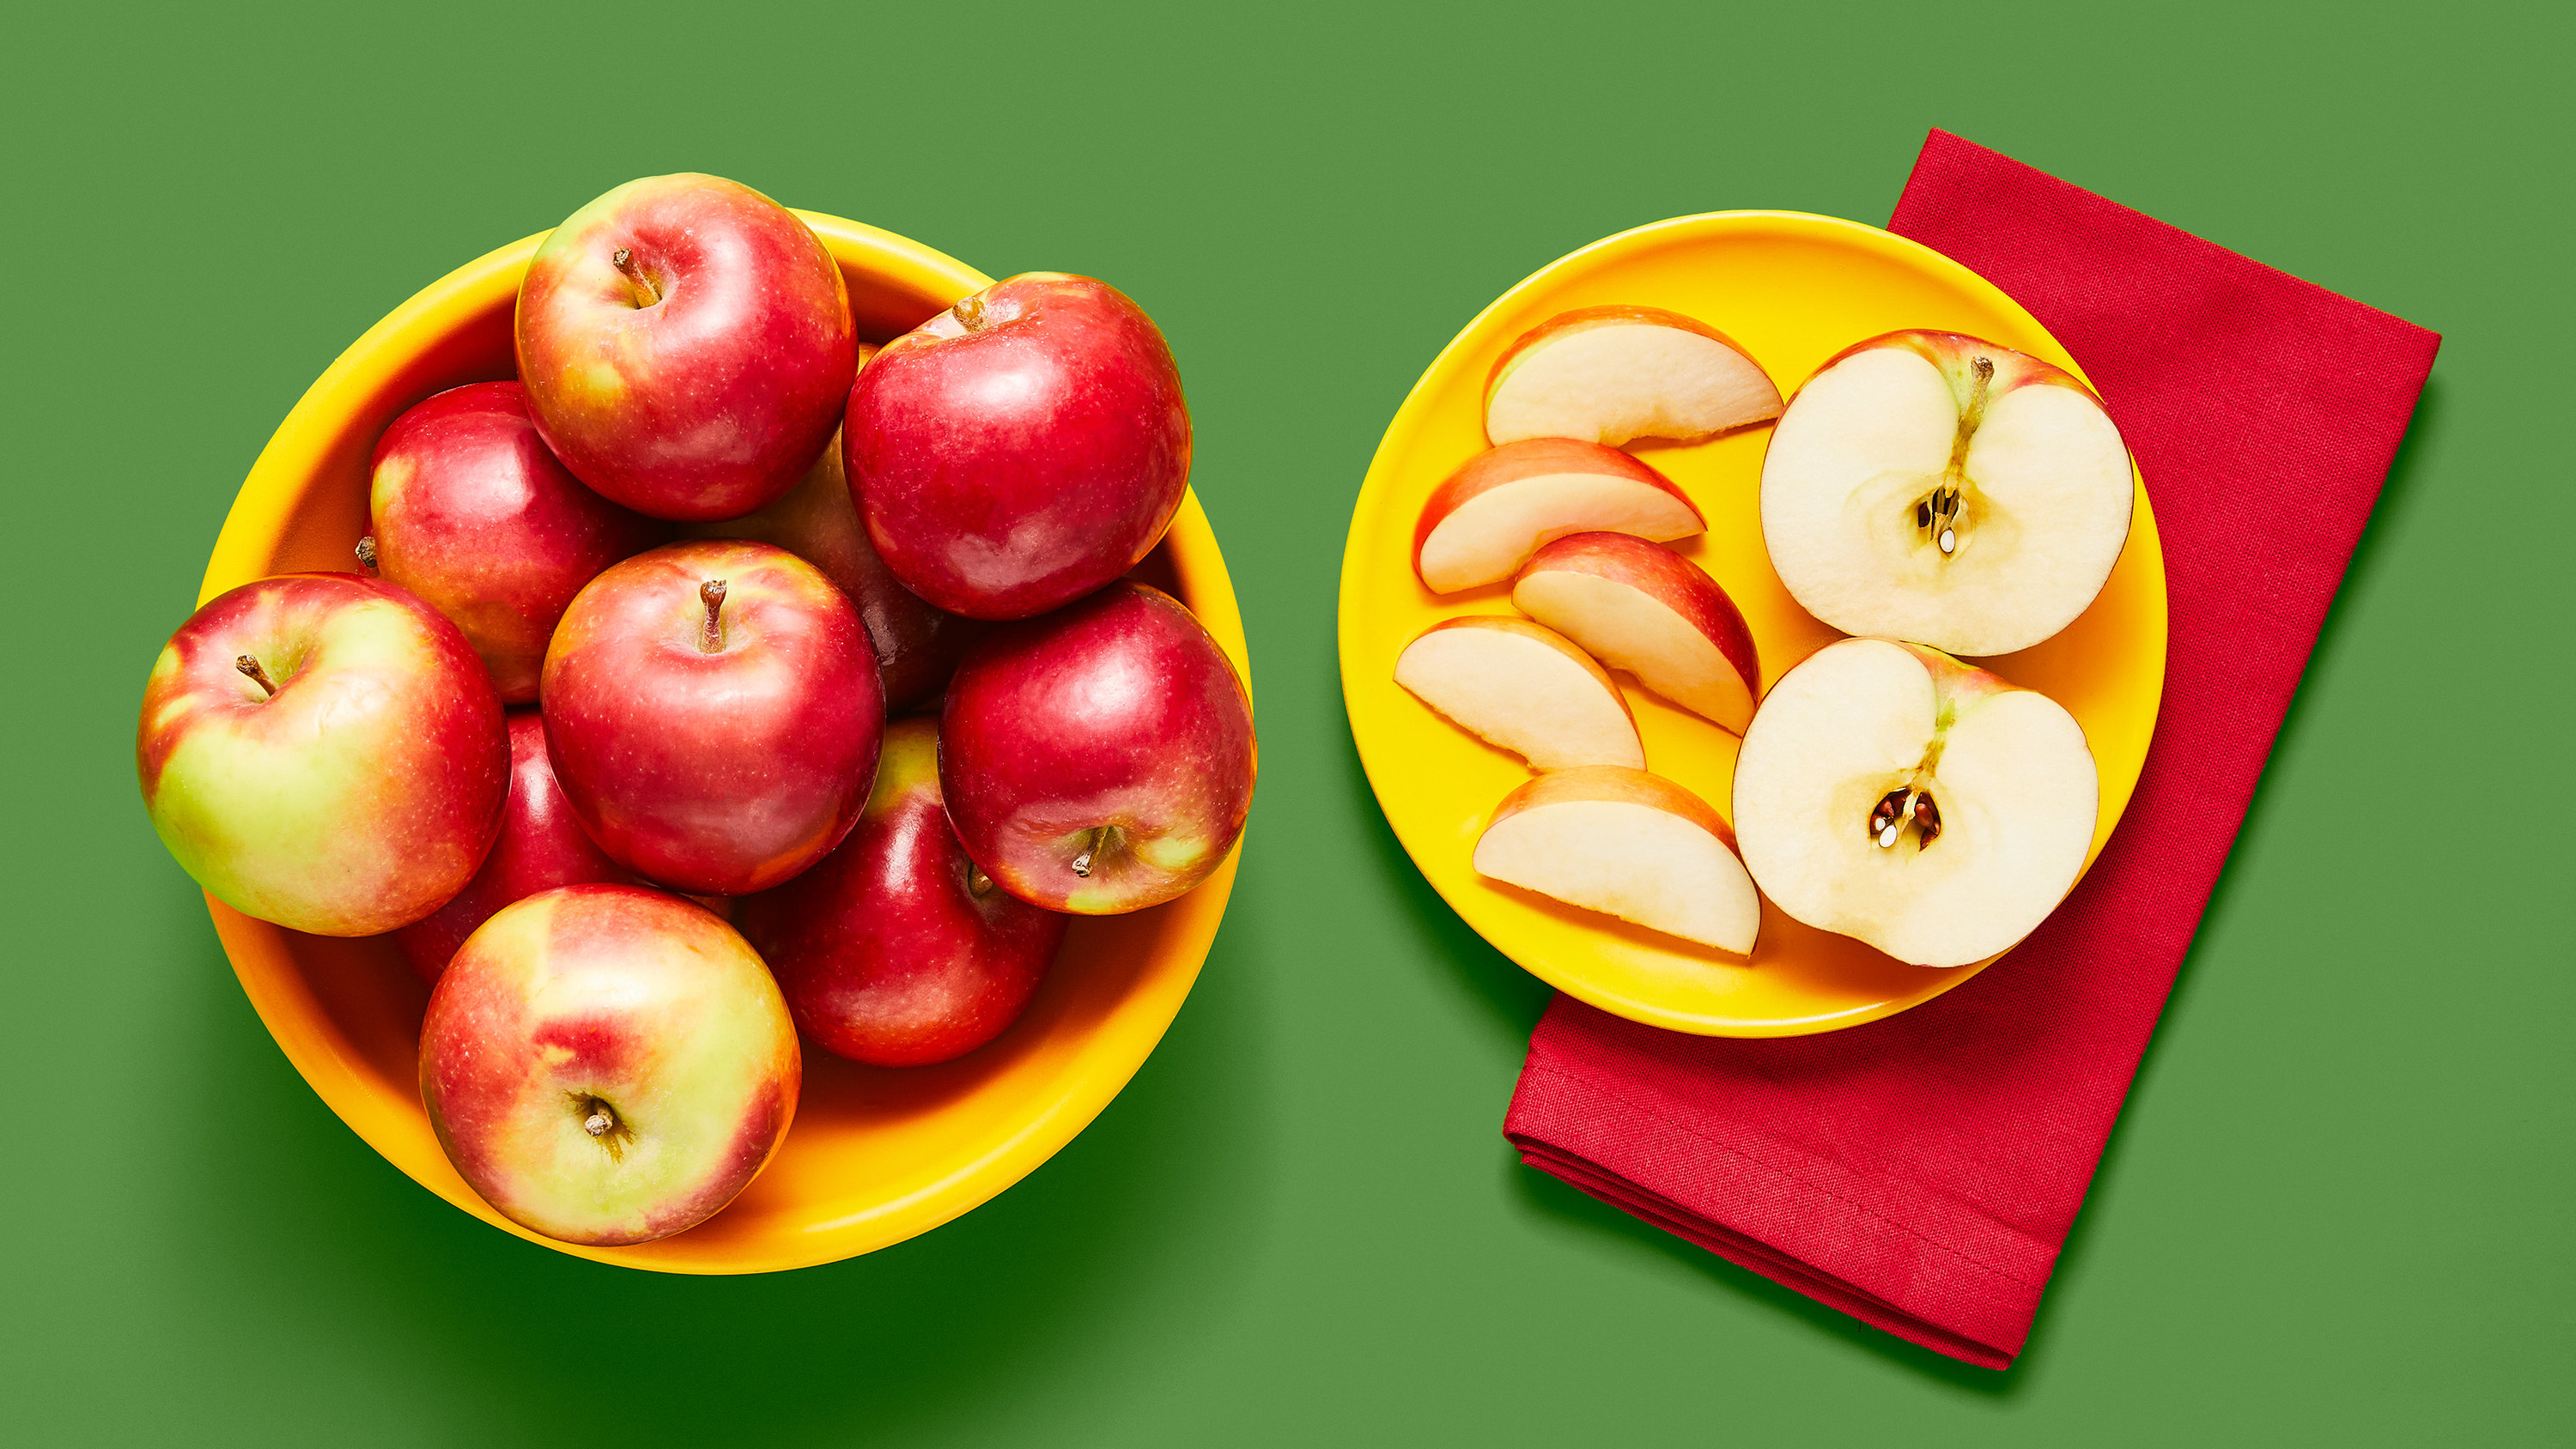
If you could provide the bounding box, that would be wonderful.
[392,711,638,984]
[684,416,982,712]
[1486,306,1782,447]
[366,380,665,702]
[1473,766,1760,955]
[1732,638,2098,968]
[1392,615,1643,771]
[1413,438,1702,594]
[1510,531,1760,733]
[515,173,858,521]
[542,539,884,895]
[847,273,1191,620]
[739,716,1066,1066]
[1760,330,2133,656]
[940,582,1254,913]
[137,573,507,936]
[420,884,799,1246]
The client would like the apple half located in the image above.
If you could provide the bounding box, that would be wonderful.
[1393,616,1642,771]
[1732,638,2098,969]
[1485,306,1783,447]
[1511,532,1760,733]
[1760,330,2133,657]
[1473,766,1759,955]
[1413,439,1703,595]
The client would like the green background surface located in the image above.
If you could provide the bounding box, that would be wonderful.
[5,3,2567,1444]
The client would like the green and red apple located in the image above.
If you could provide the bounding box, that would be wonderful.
[847,274,1190,620]
[739,717,1066,1066]
[419,884,799,1246]
[940,582,1253,913]
[366,380,665,702]
[542,539,884,896]
[515,173,858,522]
[137,573,508,936]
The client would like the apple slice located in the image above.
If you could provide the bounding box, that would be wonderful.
[1760,330,2133,656]
[1510,532,1760,733]
[1393,616,1642,770]
[1485,306,1783,447]
[1473,766,1759,954]
[1732,638,2098,968]
[1413,439,1703,595]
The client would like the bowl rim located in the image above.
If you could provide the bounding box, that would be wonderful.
[197,210,1250,1271]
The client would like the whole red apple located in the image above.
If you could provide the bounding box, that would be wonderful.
[365,381,665,702]
[685,417,982,711]
[515,173,857,521]
[542,539,883,895]
[740,716,1066,1066]
[137,573,507,936]
[392,710,638,983]
[421,884,799,1246]
[846,273,1189,619]
[940,582,1253,913]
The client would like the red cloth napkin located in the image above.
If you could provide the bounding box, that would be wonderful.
[1502,130,2440,1370]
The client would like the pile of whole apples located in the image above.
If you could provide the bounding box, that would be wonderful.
[1397,307,2129,969]
[137,174,1255,1247]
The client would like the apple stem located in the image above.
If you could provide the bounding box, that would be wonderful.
[698,579,728,653]
[585,1107,615,1137]
[611,246,663,308]
[968,862,996,897]
[234,654,278,697]
[951,293,988,332]
[355,535,377,569]
[1070,826,1108,878]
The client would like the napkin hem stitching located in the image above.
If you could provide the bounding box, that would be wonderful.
[1522,1062,2044,1291]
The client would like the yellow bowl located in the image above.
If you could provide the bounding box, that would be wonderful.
[197,213,1249,1271]
[1339,211,2164,1036]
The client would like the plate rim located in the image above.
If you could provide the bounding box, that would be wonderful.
[197,211,1250,1271]
[1336,208,2166,1038]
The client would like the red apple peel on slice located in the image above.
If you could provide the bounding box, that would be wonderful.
[1392,616,1643,771]
[1473,766,1760,955]
[1485,306,1783,447]
[1511,532,1761,734]
[1413,439,1703,595]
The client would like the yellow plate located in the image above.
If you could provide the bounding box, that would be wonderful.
[198,212,1249,1271]
[1338,211,2164,1037]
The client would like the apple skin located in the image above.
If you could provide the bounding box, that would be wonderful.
[846,273,1190,620]
[1411,438,1703,594]
[541,539,884,896]
[515,173,858,522]
[368,381,667,702]
[420,884,799,1246]
[940,582,1254,913]
[738,716,1066,1066]
[1510,531,1760,732]
[137,573,507,936]
[392,711,639,984]
[685,417,982,711]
